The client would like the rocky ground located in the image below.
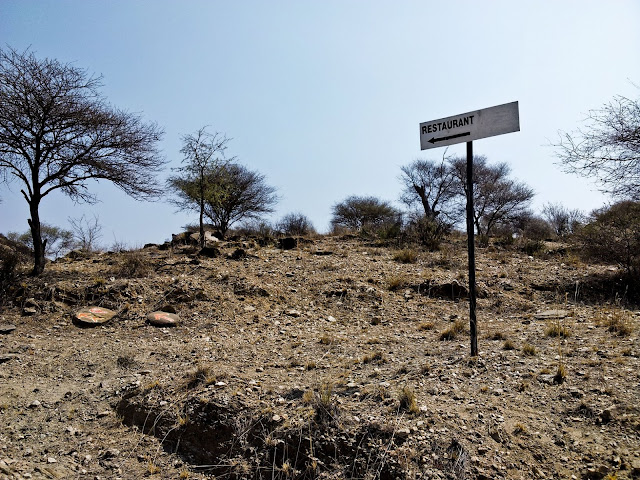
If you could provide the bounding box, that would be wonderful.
[0,234,639,480]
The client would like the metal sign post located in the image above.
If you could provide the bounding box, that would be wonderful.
[466,141,478,356]
[420,101,519,357]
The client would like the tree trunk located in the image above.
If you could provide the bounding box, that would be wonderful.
[199,199,205,248]
[414,185,435,220]
[28,199,46,275]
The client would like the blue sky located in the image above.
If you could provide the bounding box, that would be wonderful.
[1,1,639,246]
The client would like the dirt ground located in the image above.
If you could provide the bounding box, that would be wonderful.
[0,235,639,479]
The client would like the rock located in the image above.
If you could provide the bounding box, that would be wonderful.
[0,324,16,334]
[29,400,41,408]
[599,405,619,424]
[73,307,117,326]
[146,311,180,327]
[534,309,568,320]
[0,354,19,363]
[229,248,247,260]
[286,309,302,317]
[143,243,158,249]
[198,246,220,258]
[278,237,298,250]
[191,231,220,245]
[158,304,177,314]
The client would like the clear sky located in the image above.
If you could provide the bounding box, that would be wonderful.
[1,1,639,246]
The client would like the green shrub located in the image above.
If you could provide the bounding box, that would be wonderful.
[578,201,640,276]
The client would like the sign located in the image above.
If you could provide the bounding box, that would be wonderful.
[420,101,519,150]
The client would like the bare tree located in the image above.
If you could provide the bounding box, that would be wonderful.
[167,127,231,247]
[0,47,165,274]
[450,155,534,237]
[554,93,640,200]
[542,202,585,237]
[68,214,103,252]
[276,213,315,236]
[171,162,278,238]
[399,157,457,222]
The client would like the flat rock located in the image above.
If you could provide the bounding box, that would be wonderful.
[0,324,17,334]
[146,311,180,327]
[0,354,19,363]
[73,306,117,326]
[534,309,568,320]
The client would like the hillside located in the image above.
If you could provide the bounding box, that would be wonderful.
[0,235,639,479]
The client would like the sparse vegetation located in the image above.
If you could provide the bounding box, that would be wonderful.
[522,343,537,356]
[398,386,419,414]
[439,319,467,340]
[545,319,571,338]
[393,248,418,264]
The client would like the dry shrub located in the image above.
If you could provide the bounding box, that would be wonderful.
[393,249,418,264]
[596,309,634,336]
[115,250,151,278]
[545,319,571,338]
[440,319,467,340]
[314,383,339,424]
[398,386,419,414]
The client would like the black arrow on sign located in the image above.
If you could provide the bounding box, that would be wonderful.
[428,132,471,144]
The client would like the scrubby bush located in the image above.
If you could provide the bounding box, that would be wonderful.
[402,214,449,251]
[578,201,640,276]
[7,223,76,258]
[276,213,315,236]
[235,219,275,245]
[331,195,400,232]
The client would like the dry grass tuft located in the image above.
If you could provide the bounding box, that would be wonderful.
[597,309,634,336]
[545,319,570,338]
[393,249,418,264]
[439,319,467,341]
[398,386,419,414]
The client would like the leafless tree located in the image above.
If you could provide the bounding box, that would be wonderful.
[276,213,315,236]
[554,93,640,200]
[450,155,535,237]
[68,214,103,252]
[399,157,457,222]
[167,127,231,247]
[0,47,165,274]
[542,202,585,237]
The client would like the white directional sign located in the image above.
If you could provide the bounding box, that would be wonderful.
[420,101,519,150]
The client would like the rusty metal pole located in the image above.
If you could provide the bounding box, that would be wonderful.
[466,141,478,357]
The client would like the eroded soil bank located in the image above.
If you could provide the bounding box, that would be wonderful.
[1,236,639,479]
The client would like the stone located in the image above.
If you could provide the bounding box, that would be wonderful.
[73,307,117,326]
[191,231,220,245]
[158,304,177,314]
[0,324,16,334]
[229,248,247,260]
[534,309,568,320]
[22,299,38,316]
[278,237,298,250]
[146,311,180,327]
[0,354,19,363]
[198,246,220,258]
